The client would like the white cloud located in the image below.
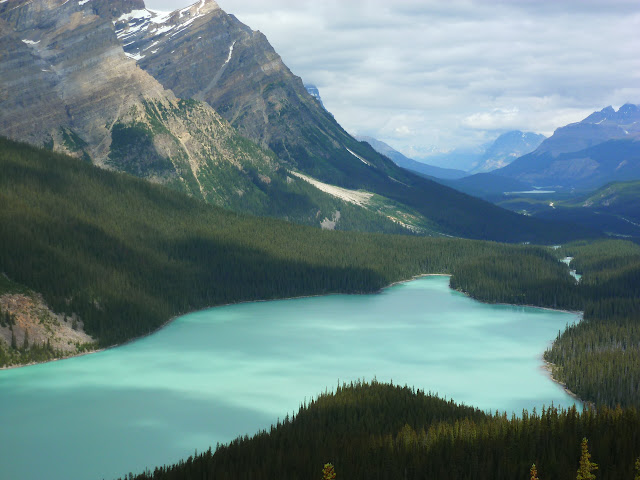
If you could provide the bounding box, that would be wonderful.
[145,0,640,153]
[463,108,520,130]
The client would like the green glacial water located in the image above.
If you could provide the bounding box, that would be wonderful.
[0,276,580,480]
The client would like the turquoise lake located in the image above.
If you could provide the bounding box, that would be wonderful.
[0,276,581,480]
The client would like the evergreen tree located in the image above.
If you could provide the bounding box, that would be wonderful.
[22,329,29,350]
[10,329,16,350]
[530,463,540,480]
[322,463,336,480]
[576,438,597,480]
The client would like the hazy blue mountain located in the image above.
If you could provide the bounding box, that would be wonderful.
[534,104,640,156]
[497,104,640,190]
[470,131,546,173]
[420,130,544,173]
[355,136,468,180]
[417,147,486,172]
[304,84,326,110]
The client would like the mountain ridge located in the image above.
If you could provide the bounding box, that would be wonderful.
[470,130,546,173]
[496,104,640,190]
[355,135,468,180]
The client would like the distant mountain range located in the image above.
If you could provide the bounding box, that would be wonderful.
[354,136,468,180]
[470,131,546,173]
[355,131,545,180]
[495,104,640,190]
[417,131,545,172]
[0,0,597,243]
[437,104,640,200]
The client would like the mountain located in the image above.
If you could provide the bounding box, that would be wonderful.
[0,0,599,243]
[0,0,416,234]
[574,180,640,223]
[304,84,326,110]
[536,104,640,156]
[470,131,546,173]
[114,0,371,184]
[0,0,279,205]
[418,130,544,173]
[112,0,598,243]
[496,104,640,190]
[355,136,468,180]
[532,180,640,239]
[414,146,485,172]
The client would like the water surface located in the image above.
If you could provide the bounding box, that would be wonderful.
[0,276,580,480]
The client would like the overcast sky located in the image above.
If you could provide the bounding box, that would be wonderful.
[145,0,640,158]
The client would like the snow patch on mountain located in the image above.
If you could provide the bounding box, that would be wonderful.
[346,147,372,166]
[125,51,145,61]
[224,41,236,65]
[117,9,151,24]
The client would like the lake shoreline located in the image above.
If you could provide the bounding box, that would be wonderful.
[0,273,447,371]
[1,271,586,409]
[540,359,592,409]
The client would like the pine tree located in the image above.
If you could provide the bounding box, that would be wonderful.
[11,329,17,350]
[530,463,540,480]
[322,463,336,480]
[576,438,598,480]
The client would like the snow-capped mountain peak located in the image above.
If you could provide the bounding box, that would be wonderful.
[113,0,221,61]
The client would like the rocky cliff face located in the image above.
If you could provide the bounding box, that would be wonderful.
[0,0,298,207]
[114,0,404,188]
[0,0,413,232]
[113,0,288,148]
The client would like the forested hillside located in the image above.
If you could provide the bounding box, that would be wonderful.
[0,138,578,354]
[122,381,640,480]
[545,240,640,407]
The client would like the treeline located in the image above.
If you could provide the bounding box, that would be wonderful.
[0,336,62,367]
[0,137,577,351]
[545,240,640,407]
[450,249,581,310]
[121,381,640,480]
